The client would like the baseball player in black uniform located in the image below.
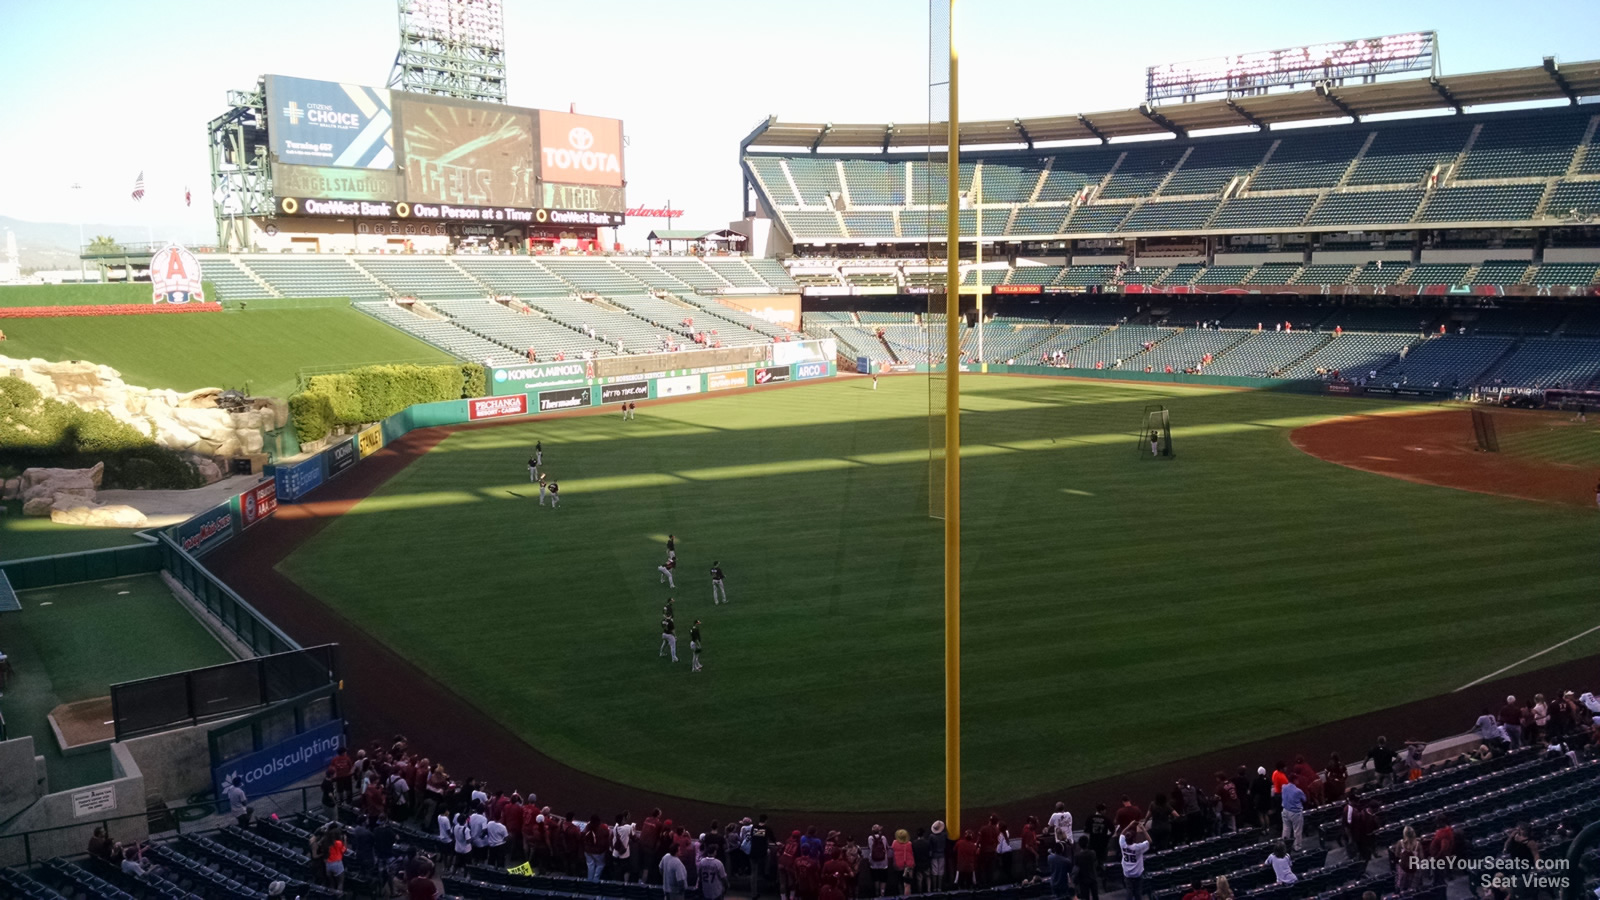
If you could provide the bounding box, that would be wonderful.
[658,606,677,661]
[658,553,676,588]
[547,480,560,508]
[689,620,703,673]
[710,561,728,605]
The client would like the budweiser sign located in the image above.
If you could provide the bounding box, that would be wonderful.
[469,394,530,420]
[626,205,684,218]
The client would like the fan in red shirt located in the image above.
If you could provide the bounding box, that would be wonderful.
[1113,797,1144,831]
[501,795,524,860]
[953,830,979,887]
[976,816,1000,883]
[795,850,822,900]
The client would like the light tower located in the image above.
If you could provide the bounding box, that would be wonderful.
[388,0,507,104]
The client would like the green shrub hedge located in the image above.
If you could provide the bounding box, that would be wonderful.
[289,362,484,443]
[0,377,202,489]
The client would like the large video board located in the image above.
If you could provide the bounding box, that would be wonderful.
[265,75,625,225]
[265,75,395,169]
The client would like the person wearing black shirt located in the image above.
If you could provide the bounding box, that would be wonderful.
[749,815,771,898]
[535,441,543,466]
[667,534,676,555]
[1366,737,1396,788]
[690,620,703,673]
[1085,805,1111,871]
[547,480,560,509]
[658,608,677,662]
[711,562,728,605]
[1072,836,1099,900]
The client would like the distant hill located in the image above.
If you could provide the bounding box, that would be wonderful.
[0,215,214,272]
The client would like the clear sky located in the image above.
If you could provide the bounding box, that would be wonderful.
[1,0,1595,247]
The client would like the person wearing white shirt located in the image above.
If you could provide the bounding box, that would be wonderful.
[1118,824,1151,900]
[1046,803,1073,845]
[468,808,489,861]
[1266,842,1297,883]
[485,819,509,867]
[612,815,636,882]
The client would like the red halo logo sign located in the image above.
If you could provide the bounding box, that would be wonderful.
[149,244,205,304]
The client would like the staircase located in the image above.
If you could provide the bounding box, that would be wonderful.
[446,258,496,297]
[1271,334,1336,377]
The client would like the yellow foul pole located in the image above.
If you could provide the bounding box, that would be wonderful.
[943,0,962,838]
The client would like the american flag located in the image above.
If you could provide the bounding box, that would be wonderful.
[131,171,145,202]
[185,186,191,207]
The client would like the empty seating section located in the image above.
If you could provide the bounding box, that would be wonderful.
[1162,263,1204,285]
[1348,123,1472,185]
[748,258,800,291]
[1469,260,1531,285]
[1348,262,1410,285]
[1061,326,1172,368]
[1418,184,1544,222]
[1008,207,1069,235]
[1282,333,1415,378]
[1008,265,1063,285]
[856,311,918,324]
[1120,266,1171,285]
[831,326,894,364]
[792,270,842,288]
[1404,263,1470,285]
[454,258,571,296]
[654,259,731,291]
[966,324,1055,362]
[841,159,904,205]
[1161,142,1267,196]
[536,258,643,293]
[1029,325,1107,357]
[527,295,670,349]
[1206,331,1326,376]
[746,156,798,206]
[1036,151,1121,201]
[359,301,524,365]
[1306,189,1424,226]
[845,271,898,287]
[1064,204,1132,233]
[909,161,975,204]
[1193,265,1254,285]
[703,258,768,289]
[976,162,1044,202]
[1053,301,1137,324]
[881,324,952,362]
[1294,264,1357,285]
[614,294,769,345]
[1561,306,1600,336]
[611,259,689,290]
[1244,262,1301,284]
[1119,199,1218,232]
[1210,194,1314,229]
[1250,131,1367,190]
[783,211,845,240]
[1385,335,1513,385]
[1533,263,1600,285]
[200,258,275,299]
[844,212,896,238]
[246,257,388,300]
[786,157,843,205]
[1136,328,1248,371]
[1100,146,1186,199]
[360,257,483,298]
[1548,180,1600,217]
[1456,113,1591,179]
[1056,266,1116,288]
[962,269,1007,286]
[961,209,1012,236]
[433,299,617,358]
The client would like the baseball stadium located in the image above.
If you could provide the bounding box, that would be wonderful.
[2,3,1600,900]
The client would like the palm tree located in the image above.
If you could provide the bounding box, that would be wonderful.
[86,235,123,254]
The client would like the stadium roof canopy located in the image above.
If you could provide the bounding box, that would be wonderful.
[744,58,1600,151]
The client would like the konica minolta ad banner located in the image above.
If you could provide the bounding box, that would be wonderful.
[266,75,395,170]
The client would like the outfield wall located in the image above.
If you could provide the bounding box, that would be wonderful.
[271,344,839,503]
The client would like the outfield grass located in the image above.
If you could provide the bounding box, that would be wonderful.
[280,377,1600,811]
[0,575,233,788]
[0,306,453,399]
[0,283,152,307]
[1494,413,1600,467]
